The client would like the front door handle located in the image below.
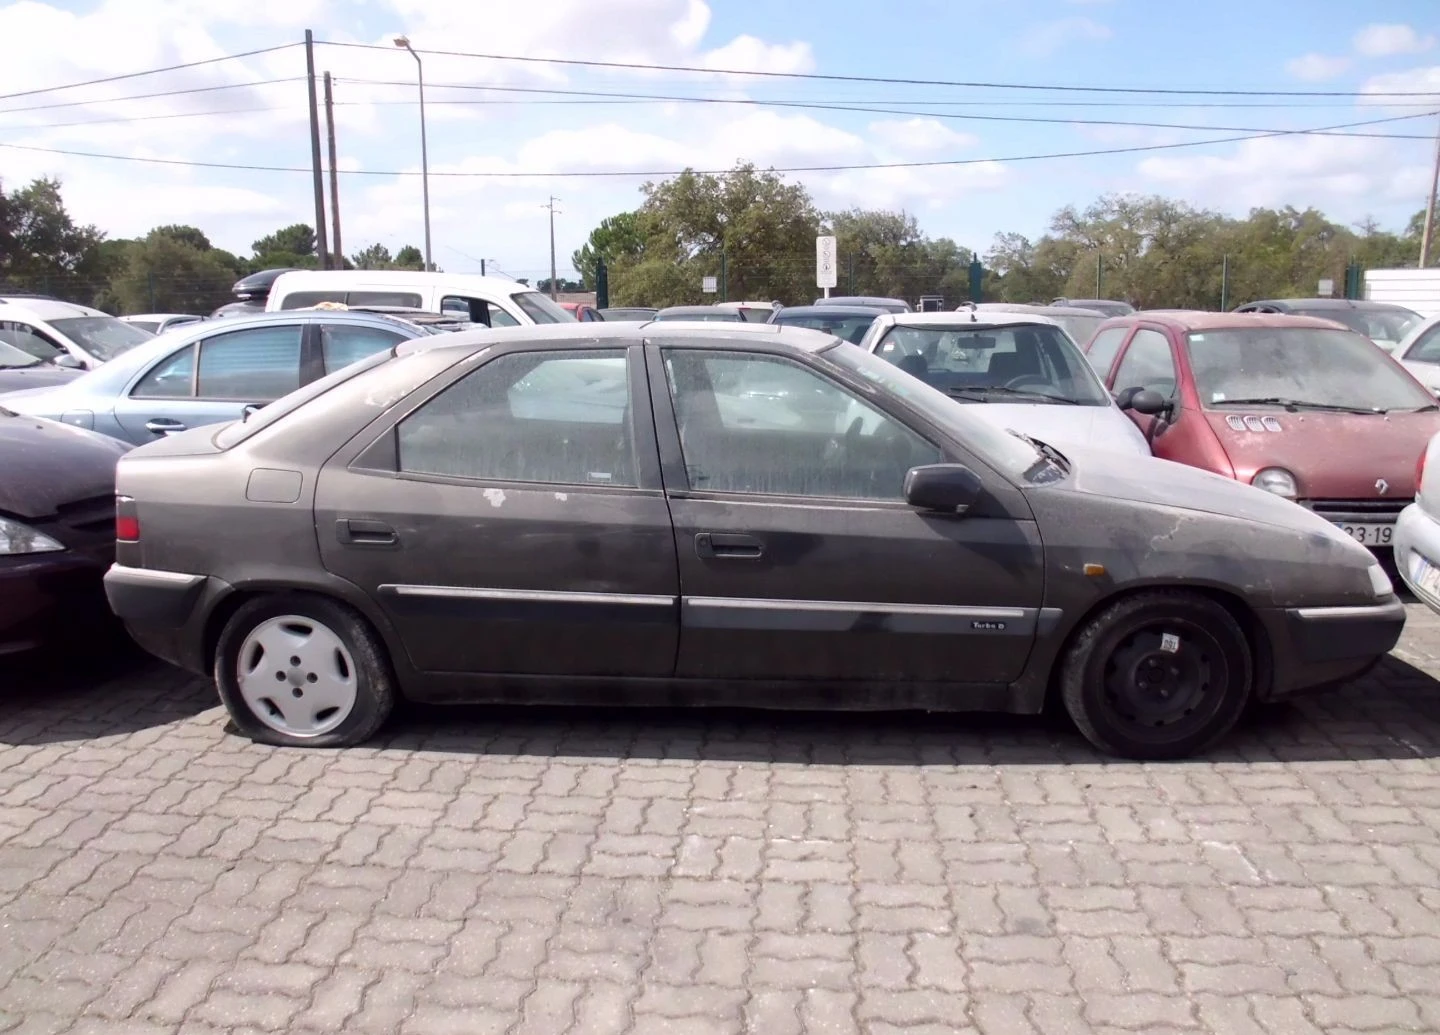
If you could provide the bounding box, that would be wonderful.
[336,518,399,547]
[695,532,764,560]
[144,418,187,435]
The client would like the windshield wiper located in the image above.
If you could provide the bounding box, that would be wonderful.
[1214,396,1382,415]
[947,385,1082,405]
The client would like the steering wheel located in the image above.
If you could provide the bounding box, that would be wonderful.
[1004,374,1053,392]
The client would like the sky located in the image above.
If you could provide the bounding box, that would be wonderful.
[0,0,1437,284]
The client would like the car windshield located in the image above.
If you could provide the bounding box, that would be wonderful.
[825,342,1062,480]
[47,316,154,361]
[872,323,1111,405]
[1187,327,1435,412]
[0,340,41,368]
[511,292,576,324]
[773,313,878,344]
[1291,307,1423,346]
[1049,313,1104,347]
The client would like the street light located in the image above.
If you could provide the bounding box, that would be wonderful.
[393,34,432,273]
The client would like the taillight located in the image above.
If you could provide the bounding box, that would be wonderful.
[1418,447,1429,500]
[115,494,139,541]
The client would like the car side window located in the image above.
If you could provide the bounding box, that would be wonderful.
[196,325,303,401]
[347,291,423,308]
[321,324,407,373]
[1085,327,1129,379]
[441,296,520,328]
[0,322,65,362]
[398,348,635,487]
[1405,325,1440,365]
[131,345,196,398]
[664,350,940,500]
[279,291,344,310]
[1113,328,1178,399]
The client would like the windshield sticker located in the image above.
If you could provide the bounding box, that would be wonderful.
[1212,392,1225,401]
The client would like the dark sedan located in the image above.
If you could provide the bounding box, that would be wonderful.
[1232,298,1422,352]
[1,405,129,657]
[104,323,1403,760]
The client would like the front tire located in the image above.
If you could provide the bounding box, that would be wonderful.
[1061,591,1252,760]
[214,593,395,748]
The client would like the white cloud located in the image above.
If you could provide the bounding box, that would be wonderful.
[1018,17,1112,59]
[1354,23,1437,58]
[867,118,979,154]
[1285,53,1352,81]
[1358,64,1440,106]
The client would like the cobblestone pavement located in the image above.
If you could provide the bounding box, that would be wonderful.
[2,607,1440,1035]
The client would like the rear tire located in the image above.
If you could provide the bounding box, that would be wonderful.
[1061,591,1252,760]
[214,593,395,748]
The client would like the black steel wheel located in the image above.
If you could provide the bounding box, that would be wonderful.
[1061,591,1252,760]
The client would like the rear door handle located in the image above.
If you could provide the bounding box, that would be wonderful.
[695,532,764,560]
[144,418,187,435]
[336,518,399,547]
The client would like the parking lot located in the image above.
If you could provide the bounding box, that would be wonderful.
[2,607,1439,1035]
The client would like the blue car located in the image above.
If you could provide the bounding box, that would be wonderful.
[0,310,448,445]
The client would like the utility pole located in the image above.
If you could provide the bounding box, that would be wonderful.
[544,196,561,299]
[323,72,342,269]
[304,31,330,269]
[1421,112,1440,269]
[1095,252,1103,298]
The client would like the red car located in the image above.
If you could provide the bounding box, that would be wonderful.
[1084,311,1440,551]
[559,302,604,322]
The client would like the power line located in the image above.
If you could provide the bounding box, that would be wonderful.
[333,78,1438,139]
[0,78,305,115]
[2,112,1431,178]
[0,43,302,102]
[315,38,1440,98]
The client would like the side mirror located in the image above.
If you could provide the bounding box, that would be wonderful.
[904,464,983,515]
[54,354,83,369]
[1119,387,1169,416]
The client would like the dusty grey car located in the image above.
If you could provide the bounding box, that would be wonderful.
[103,323,1404,760]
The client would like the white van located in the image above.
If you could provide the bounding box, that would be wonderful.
[264,271,575,327]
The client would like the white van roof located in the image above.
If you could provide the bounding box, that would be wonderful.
[269,270,537,296]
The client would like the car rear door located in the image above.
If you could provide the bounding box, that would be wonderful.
[647,336,1045,686]
[112,322,311,442]
[313,338,680,679]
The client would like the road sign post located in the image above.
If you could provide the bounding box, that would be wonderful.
[816,235,837,298]
[702,276,718,294]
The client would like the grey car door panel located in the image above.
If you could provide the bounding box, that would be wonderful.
[647,341,1045,685]
[313,341,680,678]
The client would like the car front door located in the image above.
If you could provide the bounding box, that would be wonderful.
[313,340,680,680]
[1108,326,1185,453]
[648,339,1045,686]
[113,322,309,442]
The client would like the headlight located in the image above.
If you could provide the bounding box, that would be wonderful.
[0,518,65,556]
[1368,563,1394,598]
[1252,467,1298,499]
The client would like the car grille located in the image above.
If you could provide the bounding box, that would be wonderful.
[1304,498,1412,523]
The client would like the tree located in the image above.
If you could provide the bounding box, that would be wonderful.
[536,277,585,294]
[393,245,425,270]
[571,212,644,289]
[249,223,320,271]
[153,224,212,252]
[0,177,105,291]
[351,243,394,270]
[112,229,237,314]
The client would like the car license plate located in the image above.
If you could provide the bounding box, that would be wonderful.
[1337,523,1393,546]
[1412,555,1440,597]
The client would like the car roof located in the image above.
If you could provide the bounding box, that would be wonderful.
[269,270,541,296]
[0,297,107,321]
[879,311,1064,330]
[656,305,737,315]
[975,303,1109,318]
[773,305,886,318]
[121,313,198,320]
[817,295,908,306]
[1237,298,1413,312]
[1100,310,1354,332]
[392,320,838,358]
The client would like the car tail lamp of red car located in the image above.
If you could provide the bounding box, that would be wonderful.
[1419,448,1430,502]
[115,495,140,542]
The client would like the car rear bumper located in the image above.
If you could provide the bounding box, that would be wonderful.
[103,564,217,673]
[1259,599,1407,699]
[1,550,114,658]
[1392,502,1440,614]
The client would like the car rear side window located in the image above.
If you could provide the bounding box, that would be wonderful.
[321,324,407,373]
[1084,327,1128,378]
[347,291,423,309]
[664,350,939,500]
[1113,329,1177,399]
[196,325,303,401]
[398,349,635,487]
[132,344,196,398]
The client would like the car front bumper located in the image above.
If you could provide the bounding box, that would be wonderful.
[103,564,217,674]
[1258,598,1407,699]
[1392,502,1440,614]
[1,549,115,657]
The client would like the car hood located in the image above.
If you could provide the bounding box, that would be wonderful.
[1202,408,1440,498]
[0,367,82,392]
[0,410,128,519]
[1056,447,1362,544]
[967,402,1150,456]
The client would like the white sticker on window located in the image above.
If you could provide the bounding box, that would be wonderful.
[1212,392,1226,402]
